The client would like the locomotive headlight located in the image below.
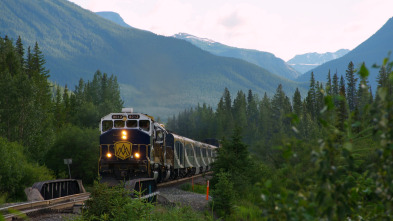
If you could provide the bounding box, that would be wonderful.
[121,130,127,140]
[134,152,140,159]
[106,152,112,158]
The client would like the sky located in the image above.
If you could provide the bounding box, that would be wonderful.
[68,0,393,61]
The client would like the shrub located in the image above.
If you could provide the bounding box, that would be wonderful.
[0,137,54,201]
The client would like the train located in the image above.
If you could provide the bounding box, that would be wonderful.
[98,108,219,190]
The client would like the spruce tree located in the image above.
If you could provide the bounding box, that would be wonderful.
[345,61,357,111]
[15,36,24,67]
[293,88,302,117]
[326,70,332,95]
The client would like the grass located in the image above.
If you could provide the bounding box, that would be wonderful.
[180,183,208,195]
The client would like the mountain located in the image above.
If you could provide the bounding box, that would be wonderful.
[297,17,393,90]
[288,49,350,74]
[173,33,300,80]
[0,0,306,118]
[96,11,132,28]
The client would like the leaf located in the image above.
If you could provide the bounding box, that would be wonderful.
[358,63,369,78]
[343,142,353,152]
[383,57,389,66]
[264,179,272,189]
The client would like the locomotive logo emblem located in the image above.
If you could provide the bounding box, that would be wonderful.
[114,141,132,160]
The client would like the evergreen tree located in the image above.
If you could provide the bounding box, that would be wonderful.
[293,88,302,117]
[259,93,272,140]
[326,70,332,95]
[232,90,247,130]
[246,90,259,142]
[15,36,24,67]
[345,61,357,111]
[271,84,292,134]
[306,72,317,119]
[336,77,348,132]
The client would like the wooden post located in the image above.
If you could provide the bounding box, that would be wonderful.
[206,180,209,200]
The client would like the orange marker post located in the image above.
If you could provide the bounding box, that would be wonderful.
[206,180,209,200]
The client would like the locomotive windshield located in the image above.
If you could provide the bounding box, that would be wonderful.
[114,120,125,128]
[139,120,150,131]
[127,120,137,127]
[101,118,150,133]
[102,120,112,132]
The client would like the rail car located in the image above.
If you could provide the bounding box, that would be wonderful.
[99,108,218,189]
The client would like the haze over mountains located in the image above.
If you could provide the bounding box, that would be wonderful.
[172,33,300,80]
[297,17,393,90]
[0,0,305,118]
[287,49,350,74]
[96,11,132,28]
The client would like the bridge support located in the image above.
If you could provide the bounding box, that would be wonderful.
[27,179,86,200]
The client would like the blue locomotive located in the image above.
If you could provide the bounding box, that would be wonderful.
[99,108,218,187]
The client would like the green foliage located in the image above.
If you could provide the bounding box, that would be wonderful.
[45,125,99,184]
[169,58,393,219]
[180,183,207,194]
[211,170,235,217]
[0,35,54,163]
[81,182,209,221]
[82,183,135,220]
[0,137,53,201]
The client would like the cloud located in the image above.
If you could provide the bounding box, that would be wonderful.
[220,11,243,29]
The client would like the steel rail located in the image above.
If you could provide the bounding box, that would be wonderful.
[157,171,212,188]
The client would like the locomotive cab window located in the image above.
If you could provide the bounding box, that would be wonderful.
[114,120,125,128]
[102,120,113,132]
[139,120,150,131]
[156,129,164,142]
[126,120,137,128]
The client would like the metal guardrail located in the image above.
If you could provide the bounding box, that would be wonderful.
[1,193,90,221]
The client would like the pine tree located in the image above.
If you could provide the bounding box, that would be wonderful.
[232,90,247,131]
[31,42,49,77]
[345,61,357,111]
[293,88,302,117]
[306,72,317,119]
[337,76,348,132]
[246,89,259,142]
[259,92,272,139]
[326,70,332,95]
[15,36,24,67]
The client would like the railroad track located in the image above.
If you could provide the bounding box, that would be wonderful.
[1,173,211,220]
[0,192,90,221]
[157,172,212,188]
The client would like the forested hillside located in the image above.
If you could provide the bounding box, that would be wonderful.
[168,57,393,219]
[0,0,305,118]
[0,36,122,202]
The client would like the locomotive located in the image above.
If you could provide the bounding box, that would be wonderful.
[99,108,218,189]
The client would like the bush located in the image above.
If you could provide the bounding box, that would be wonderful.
[0,137,54,201]
[211,170,235,217]
[45,125,99,184]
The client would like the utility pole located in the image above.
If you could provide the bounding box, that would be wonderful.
[63,158,72,179]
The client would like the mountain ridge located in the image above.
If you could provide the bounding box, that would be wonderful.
[288,49,350,74]
[172,32,300,80]
[96,11,132,28]
[297,17,393,89]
